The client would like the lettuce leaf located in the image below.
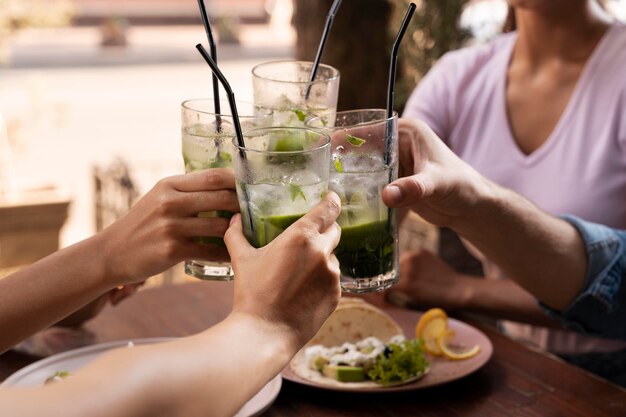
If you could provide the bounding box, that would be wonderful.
[367,339,428,386]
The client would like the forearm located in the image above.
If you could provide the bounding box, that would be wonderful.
[462,278,563,327]
[452,182,587,311]
[0,234,113,352]
[0,313,295,417]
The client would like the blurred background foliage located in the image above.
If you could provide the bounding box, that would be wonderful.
[391,0,470,110]
[0,0,74,63]
[294,0,470,112]
[0,0,74,33]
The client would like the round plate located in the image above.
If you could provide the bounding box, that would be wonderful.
[2,338,282,417]
[282,312,493,392]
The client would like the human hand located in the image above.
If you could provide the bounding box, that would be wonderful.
[382,119,494,229]
[388,249,474,311]
[225,192,342,351]
[100,169,239,286]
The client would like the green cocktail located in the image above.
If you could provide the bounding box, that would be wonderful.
[308,109,399,293]
[234,127,331,248]
[335,220,394,278]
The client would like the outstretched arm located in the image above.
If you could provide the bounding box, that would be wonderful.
[0,169,239,353]
[384,119,587,312]
[0,193,342,417]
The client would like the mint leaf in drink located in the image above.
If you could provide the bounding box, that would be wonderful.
[346,134,366,147]
[293,109,307,122]
[290,184,306,201]
[333,156,344,173]
[208,151,233,168]
[218,151,232,162]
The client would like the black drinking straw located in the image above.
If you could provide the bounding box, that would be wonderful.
[385,2,416,164]
[195,44,245,149]
[196,43,255,236]
[304,0,343,100]
[196,0,222,131]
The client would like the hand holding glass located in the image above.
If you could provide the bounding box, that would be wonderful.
[181,99,271,280]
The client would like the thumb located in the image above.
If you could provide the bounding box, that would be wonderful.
[287,191,342,236]
[382,174,432,208]
[224,214,254,258]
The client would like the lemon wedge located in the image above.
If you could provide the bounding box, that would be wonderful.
[437,329,480,360]
[415,308,448,356]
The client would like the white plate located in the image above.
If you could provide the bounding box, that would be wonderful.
[2,338,282,417]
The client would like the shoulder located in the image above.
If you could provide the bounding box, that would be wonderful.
[406,33,515,109]
[429,32,517,84]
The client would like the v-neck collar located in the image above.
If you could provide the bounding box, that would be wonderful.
[498,25,616,167]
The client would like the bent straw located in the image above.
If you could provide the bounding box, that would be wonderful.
[197,0,222,131]
[195,44,245,148]
[304,0,343,100]
[196,43,255,236]
[385,2,416,164]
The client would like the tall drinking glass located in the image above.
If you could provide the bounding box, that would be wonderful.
[252,60,340,127]
[233,127,331,247]
[307,109,399,293]
[181,99,271,280]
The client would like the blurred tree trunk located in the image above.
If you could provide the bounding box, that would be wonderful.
[292,0,470,113]
[293,0,392,111]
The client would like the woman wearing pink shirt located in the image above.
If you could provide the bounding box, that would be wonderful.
[398,0,626,384]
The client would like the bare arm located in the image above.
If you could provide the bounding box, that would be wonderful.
[2,315,292,417]
[392,249,562,327]
[384,119,587,311]
[455,184,587,311]
[0,170,239,353]
[0,193,342,417]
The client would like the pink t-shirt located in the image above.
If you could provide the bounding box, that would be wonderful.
[404,23,626,354]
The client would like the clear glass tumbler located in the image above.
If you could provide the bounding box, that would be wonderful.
[181,99,271,280]
[232,127,331,248]
[252,60,340,127]
[308,109,399,293]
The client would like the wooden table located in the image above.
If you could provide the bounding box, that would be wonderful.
[1,281,625,416]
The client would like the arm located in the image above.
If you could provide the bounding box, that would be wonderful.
[384,119,587,311]
[0,193,342,417]
[394,249,562,327]
[3,316,293,417]
[0,169,239,353]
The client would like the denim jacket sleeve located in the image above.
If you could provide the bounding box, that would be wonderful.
[539,215,626,340]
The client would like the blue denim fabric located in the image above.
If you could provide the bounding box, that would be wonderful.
[539,215,626,340]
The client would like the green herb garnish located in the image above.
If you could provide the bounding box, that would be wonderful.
[367,339,428,387]
[208,151,233,168]
[293,109,307,122]
[289,184,306,201]
[346,134,366,147]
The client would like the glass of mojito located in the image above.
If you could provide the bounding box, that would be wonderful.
[233,127,331,248]
[181,99,271,280]
[307,109,399,293]
[252,60,340,127]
